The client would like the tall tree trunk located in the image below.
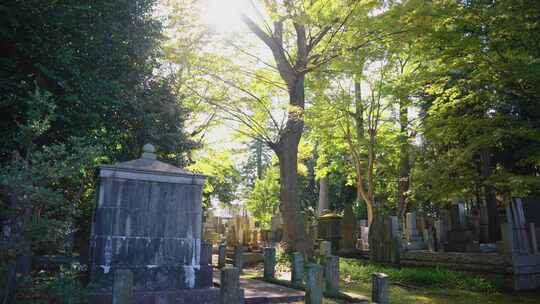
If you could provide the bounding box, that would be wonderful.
[480,147,501,242]
[353,81,374,223]
[397,98,410,222]
[256,140,263,178]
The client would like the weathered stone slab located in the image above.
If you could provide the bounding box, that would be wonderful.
[113,269,133,304]
[305,264,323,304]
[220,267,244,304]
[291,252,304,286]
[263,247,276,280]
[323,255,339,295]
[371,272,389,304]
[320,241,332,257]
[218,243,226,268]
[233,245,243,273]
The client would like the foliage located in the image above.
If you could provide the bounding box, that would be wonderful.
[187,149,241,208]
[245,166,280,229]
[340,258,499,293]
[1,0,196,300]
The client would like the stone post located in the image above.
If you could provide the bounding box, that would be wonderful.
[263,247,276,280]
[305,264,323,304]
[202,241,213,266]
[323,255,339,295]
[113,269,133,304]
[291,252,304,286]
[218,243,227,268]
[371,272,389,304]
[530,223,539,255]
[319,240,332,257]
[220,267,243,304]
[318,176,329,215]
[233,245,243,273]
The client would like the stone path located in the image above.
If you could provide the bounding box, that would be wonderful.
[213,270,305,304]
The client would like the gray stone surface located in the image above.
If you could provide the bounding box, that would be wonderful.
[291,252,304,286]
[202,241,212,266]
[113,269,133,304]
[233,245,243,273]
[88,144,216,303]
[305,264,323,304]
[323,255,339,295]
[530,223,538,255]
[507,198,530,254]
[320,241,332,257]
[220,267,243,304]
[371,272,389,304]
[263,247,276,280]
[218,243,226,268]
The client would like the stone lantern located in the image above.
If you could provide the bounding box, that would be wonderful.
[87,144,219,303]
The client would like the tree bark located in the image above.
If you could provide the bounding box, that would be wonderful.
[397,97,410,222]
[480,147,501,242]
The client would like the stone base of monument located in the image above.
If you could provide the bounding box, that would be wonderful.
[402,241,426,251]
[87,287,220,304]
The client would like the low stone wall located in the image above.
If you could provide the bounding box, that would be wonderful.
[401,251,506,273]
[338,249,507,273]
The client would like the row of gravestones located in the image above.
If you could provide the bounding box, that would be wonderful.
[261,242,390,304]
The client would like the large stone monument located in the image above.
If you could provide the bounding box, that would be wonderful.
[402,212,426,250]
[87,144,219,303]
[446,202,478,252]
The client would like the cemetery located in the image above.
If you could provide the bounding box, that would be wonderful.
[2,1,540,304]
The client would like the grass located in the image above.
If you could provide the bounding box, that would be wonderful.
[339,258,500,293]
[273,256,540,304]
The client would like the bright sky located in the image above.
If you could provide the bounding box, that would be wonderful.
[200,0,252,32]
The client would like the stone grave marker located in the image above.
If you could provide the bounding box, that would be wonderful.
[87,144,218,303]
[403,212,426,250]
[339,205,358,251]
[446,202,478,252]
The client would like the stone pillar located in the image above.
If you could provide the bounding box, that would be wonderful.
[113,269,133,304]
[305,264,323,304]
[406,212,420,242]
[220,267,243,304]
[263,247,276,280]
[323,255,339,295]
[530,223,538,255]
[371,272,389,304]
[233,245,243,273]
[318,175,329,215]
[319,241,332,257]
[218,243,227,268]
[201,241,213,266]
[291,252,304,286]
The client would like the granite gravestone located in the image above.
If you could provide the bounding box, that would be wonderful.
[87,144,219,303]
[446,202,478,252]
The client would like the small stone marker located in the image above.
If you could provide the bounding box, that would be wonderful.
[291,252,304,286]
[263,246,276,280]
[220,266,243,304]
[323,255,339,295]
[113,269,133,304]
[372,272,389,304]
[320,240,332,257]
[218,243,227,268]
[233,245,243,273]
[305,263,323,304]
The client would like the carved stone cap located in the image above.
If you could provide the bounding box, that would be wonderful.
[99,144,206,183]
[142,143,157,160]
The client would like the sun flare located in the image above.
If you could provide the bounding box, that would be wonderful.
[201,0,250,31]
